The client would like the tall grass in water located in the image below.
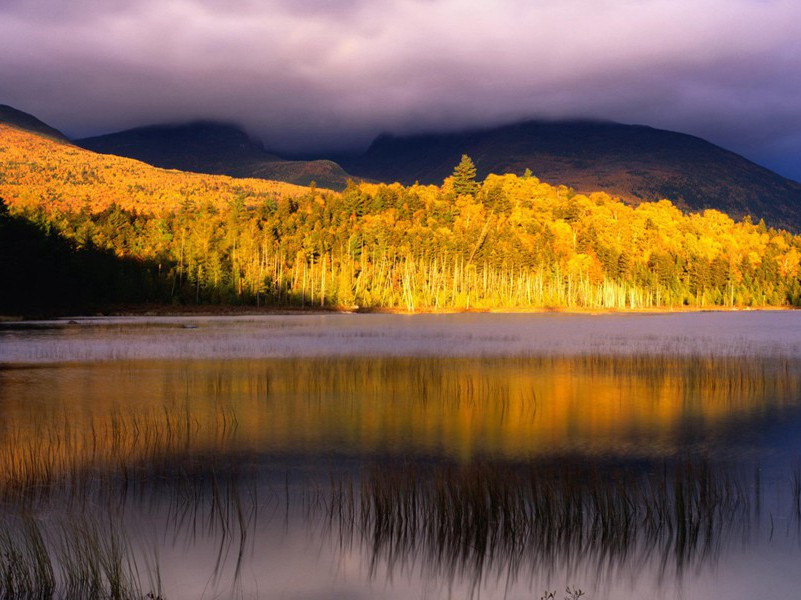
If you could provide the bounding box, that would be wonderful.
[0,451,794,599]
[0,515,54,599]
[0,512,162,600]
[2,354,799,499]
[0,404,241,506]
[322,459,756,588]
[0,354,799,597]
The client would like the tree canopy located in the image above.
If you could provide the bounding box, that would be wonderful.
[3,127,801,313]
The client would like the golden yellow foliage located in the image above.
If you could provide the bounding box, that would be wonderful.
[3,125,801,311]
[0,125,312,215]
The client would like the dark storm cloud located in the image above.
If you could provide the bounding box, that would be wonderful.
[0,0,800,178]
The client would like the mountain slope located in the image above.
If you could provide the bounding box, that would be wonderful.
[77,122,351,190]
[340,120,801,230]
[4,120,801,313]
[0,124,312,215]
[0,104,68,141]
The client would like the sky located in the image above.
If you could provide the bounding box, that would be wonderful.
[1,0,800,180]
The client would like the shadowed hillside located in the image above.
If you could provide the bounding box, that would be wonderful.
[340,120,801,230]
[77,121,352,190]
[0,104,68,141]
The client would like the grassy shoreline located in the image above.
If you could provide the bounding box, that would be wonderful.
[1,303,795,322]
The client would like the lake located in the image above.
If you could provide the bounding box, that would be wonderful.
[1,311,801,599]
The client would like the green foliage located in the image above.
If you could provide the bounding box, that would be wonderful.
[451,154,480,196]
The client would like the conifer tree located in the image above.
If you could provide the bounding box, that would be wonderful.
[452,154,480,196]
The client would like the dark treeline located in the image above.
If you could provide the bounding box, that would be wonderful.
[0,202,167,314]
[4,157,801,313]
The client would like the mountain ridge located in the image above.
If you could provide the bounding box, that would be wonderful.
[4,104,801,230]
[339,119,801,230]
[76,121,352,190]
[0,104,69,142]
[0,123,312,215]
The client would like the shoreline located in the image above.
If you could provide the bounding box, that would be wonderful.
[0,303,795,322]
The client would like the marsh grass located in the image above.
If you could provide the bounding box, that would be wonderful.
[0,450,797,599]
[0,353,800,597]
[0,511,159,600]
[319,459,762,588]
[0,515,54,599]
[2,353,800,503]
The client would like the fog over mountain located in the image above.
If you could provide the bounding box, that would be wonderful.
[1,0,800,179]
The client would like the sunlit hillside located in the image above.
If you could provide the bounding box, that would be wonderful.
[2,126,801,312]
[0,124,312,215]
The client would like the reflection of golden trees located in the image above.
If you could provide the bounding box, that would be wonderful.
[1,356,799,491]
[3,125,801,309]
[1,355,800,596]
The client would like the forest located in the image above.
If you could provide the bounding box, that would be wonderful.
[3,143,801,313]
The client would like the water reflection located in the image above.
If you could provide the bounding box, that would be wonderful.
[2,355,800,469]
[0,354,800,598]
[0,456,795,599]
[326,459,759,585]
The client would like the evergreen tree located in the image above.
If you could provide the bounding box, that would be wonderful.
[452,155,480,196]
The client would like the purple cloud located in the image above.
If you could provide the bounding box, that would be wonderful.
[0,0,799,178]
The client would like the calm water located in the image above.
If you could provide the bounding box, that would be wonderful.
[1,312,801,599]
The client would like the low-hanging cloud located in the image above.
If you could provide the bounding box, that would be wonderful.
[0,0,799,178]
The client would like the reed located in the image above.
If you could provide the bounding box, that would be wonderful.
[0,512,159,600]
[0,515,54,599]
[321,459,759,586]
[0,354,799,597]
[2,354,799,503]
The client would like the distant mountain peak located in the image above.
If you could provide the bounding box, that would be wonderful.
[76,120,352,190]
[78,120,272,162]
[123,120,264,146]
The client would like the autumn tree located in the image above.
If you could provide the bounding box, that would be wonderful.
[4,120,801,312]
